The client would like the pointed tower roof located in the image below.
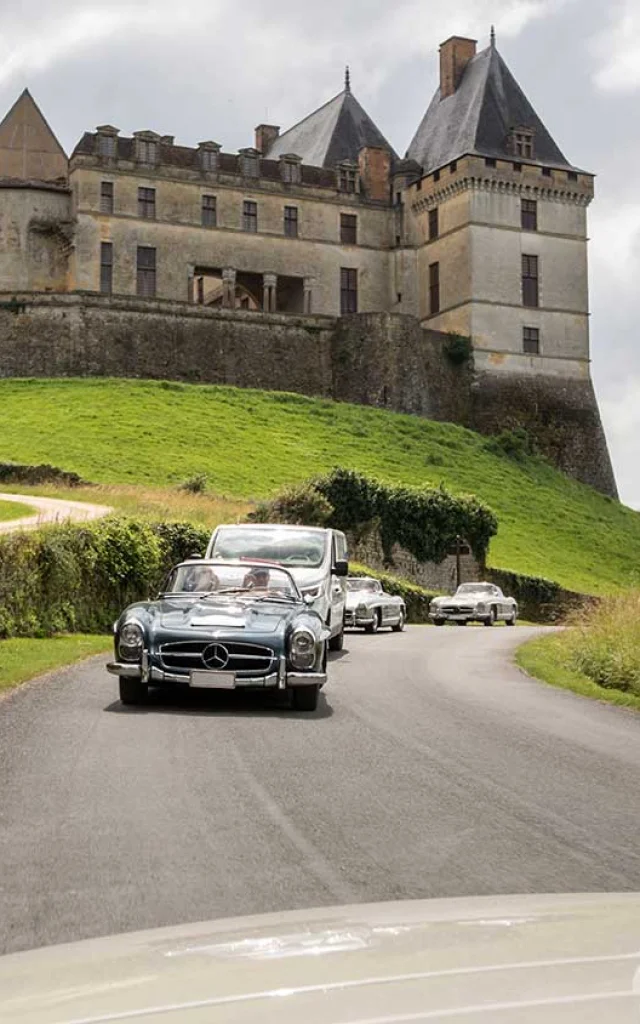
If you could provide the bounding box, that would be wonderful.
[0,88,67,183]
[407,44,581,174]
[267,82,398,169]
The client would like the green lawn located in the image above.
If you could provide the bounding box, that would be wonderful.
[0,498,33,522]
[0,634,112,694]
[0,377,638,596]
[516,633,640,712]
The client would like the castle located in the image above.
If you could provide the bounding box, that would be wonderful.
[0,32,617,497]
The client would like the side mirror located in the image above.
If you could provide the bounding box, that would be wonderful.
[190,552,203,560]
[333,559,349,578]
[303,593,315,606]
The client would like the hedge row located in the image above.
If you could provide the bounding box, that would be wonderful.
[349,562,436,623]
[0,518,208,638]
[0,461,87,487]
[488,567,594,624]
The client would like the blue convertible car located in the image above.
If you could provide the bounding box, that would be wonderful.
[107,560,329,711]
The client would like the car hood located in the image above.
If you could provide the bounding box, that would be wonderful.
[345,592,372,609]
[431,593,485,605]
[2,894,640,1023]
[136,597,303,636]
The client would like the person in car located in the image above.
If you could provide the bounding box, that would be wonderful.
[243,567,270,590]
[184,566,219,593]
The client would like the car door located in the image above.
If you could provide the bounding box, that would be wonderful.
[330,532,348,631]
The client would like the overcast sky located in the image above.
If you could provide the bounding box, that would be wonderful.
[0,0,638,507]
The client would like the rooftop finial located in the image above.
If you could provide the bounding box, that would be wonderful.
[345,65,351,92]
[490,25,496,48]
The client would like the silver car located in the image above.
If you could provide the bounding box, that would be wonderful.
[429,581,518,626]
[344,576,406,633]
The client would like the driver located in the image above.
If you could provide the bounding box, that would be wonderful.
[186,566,219,593]
[243,567,270,589]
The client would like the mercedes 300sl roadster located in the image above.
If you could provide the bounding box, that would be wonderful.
[429,582,518,626]
[107,561,329,711]
[344,576,406,633]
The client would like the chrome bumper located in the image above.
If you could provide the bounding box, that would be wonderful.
[344,611,375,627]
[106,662,325,688]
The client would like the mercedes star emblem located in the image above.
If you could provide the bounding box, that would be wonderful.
[202,644,230,670]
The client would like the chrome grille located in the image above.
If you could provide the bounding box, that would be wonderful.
[159,640,275,676]
[442,605,474,614]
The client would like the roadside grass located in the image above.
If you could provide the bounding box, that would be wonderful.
[0,378,639,595]
[0,634,112,695]
[0,498,33,522]
[516,592,640,710]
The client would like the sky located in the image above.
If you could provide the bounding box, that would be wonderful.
[0,0,638,507]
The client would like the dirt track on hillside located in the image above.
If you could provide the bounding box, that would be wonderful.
[0,492,111,534]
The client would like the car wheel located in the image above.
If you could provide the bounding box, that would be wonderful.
[119,676,148,705]
[506,610,517,626]
[484,607,497,627]
[364,610,380,634]
[291,685,320,712]
[392,610,406,632]
[433,619,445,627]
[328,627,344,652]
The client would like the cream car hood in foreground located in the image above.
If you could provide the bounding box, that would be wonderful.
[2,894,640,1023]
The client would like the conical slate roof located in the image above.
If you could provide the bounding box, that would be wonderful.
[267,85,398,169]
[407,44,579,173]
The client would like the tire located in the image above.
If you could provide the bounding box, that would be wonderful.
[506,610,517,626]
[119,676,148,705]
[291,685,320,712]
[484,607,497,627]
[433,619,445,627]
[364,610,380,634]
[392,610,406,632]
[328,627,344,652]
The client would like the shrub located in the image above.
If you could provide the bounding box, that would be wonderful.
[564,591,640,694]
[443,333,473,365]
[247,482,334,526]
[484,427,537,462]
[314,469,497,565]
[180,473,208,494]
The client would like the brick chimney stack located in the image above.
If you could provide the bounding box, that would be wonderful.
[439,36,477,99]
[255,124,280,155]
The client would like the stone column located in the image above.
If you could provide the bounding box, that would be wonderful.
[263,272,277,312]
[222,268,236,309]
[303,276,314,314]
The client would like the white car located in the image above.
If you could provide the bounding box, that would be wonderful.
[205,523,349,650]
[429,582,518,626]
[344,576,406,633]
[1,894,639,1022]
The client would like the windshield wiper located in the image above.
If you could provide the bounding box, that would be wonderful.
[251,594,298,604]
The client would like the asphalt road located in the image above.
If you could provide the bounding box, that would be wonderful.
[1,625,640,956]
[0,492,111,534]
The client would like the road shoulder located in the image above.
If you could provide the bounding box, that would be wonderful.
[0,635,112,698]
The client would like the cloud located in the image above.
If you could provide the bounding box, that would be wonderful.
[591,0,640,93]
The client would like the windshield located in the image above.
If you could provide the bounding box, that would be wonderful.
[456,584,495,595]
[211,527,328,568]
[347,579,380,592]
[165,562,299,600]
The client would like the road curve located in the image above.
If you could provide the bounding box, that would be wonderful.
[0,491,111,534]
[1,625,639,956]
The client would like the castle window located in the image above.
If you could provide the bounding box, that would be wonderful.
[199,144,220,173]
[485,157,497,168]
[509,127,534,160]
[513,162,522,172]
[136,246,156,298]
[100,181,114,214]
[201,195,217,228]
[100,242,113,295]
[568,171,578,182]
[340,268,358,314]
[243,200,258,232]
[138,187,156,219]
[135,138,157,166]
[542,167,552,177]
[340,213,357,245]
[429,262,440,315]
[284,206,298,238]
[523,326,540,354]
[433,169,440,182]
[338,163,358,193]
[521,198,537,231]
[522,254,539,307]
[450,160,457,173]
[280,157,302,184]
[428,207,439,240]
[240,150,260,177]
[97,134,116,158]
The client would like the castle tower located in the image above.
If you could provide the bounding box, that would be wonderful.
[405,35,594,380]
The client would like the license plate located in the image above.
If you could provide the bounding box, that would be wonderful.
[189,670,236,690]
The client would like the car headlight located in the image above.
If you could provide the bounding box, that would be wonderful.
[289,629,317,670]
[356,603,368,616]
[301,584,323,601]
[476,602,487,613]
[118,621,144,662]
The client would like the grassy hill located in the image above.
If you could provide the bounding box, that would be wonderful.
[0,377,638,596]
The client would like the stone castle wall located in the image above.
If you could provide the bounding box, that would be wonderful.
[0,292,617,497]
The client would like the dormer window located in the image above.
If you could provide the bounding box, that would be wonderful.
[198,142,220,173]
[239,148,260,177]
[280,154,302,184]
[509,126,535,160]
[338,162,358,194]
[95,125,119,159]
[134,132,159,167]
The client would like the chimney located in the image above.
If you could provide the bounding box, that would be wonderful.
[439,36,477,99]
[358,146,391,202]
[255,124,280,155]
